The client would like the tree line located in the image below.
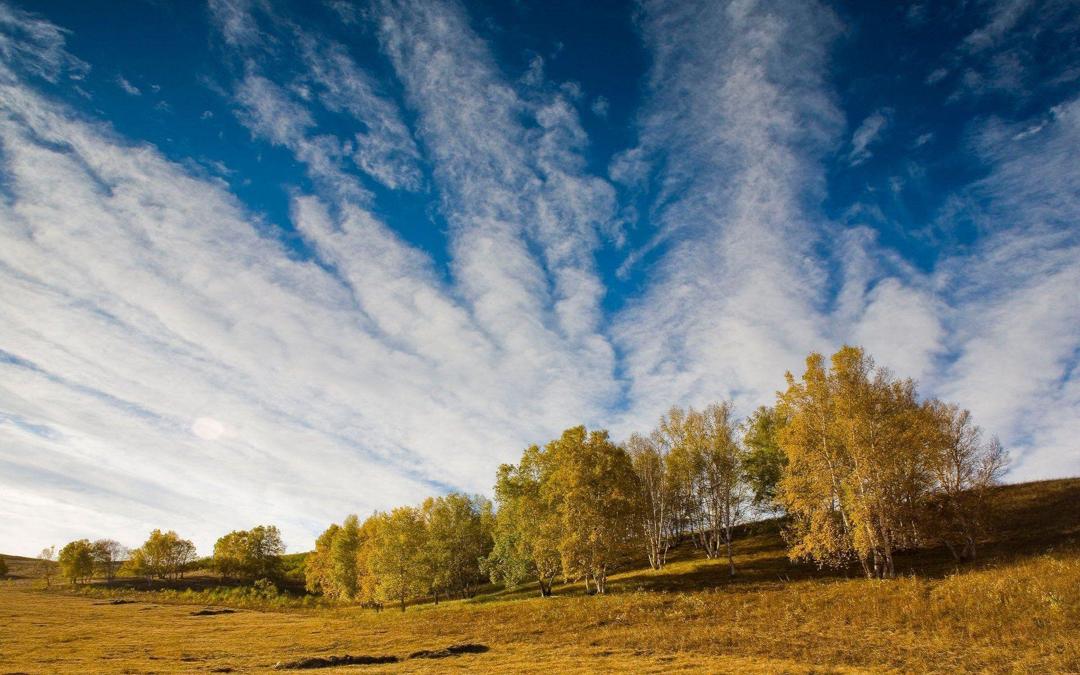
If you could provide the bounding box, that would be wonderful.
[41,346,1006,604]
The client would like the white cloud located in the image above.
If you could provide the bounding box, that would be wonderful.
[963,0,1032,53]
[849,108,891,166]
[116,75,140,96]
[609,0,843,431]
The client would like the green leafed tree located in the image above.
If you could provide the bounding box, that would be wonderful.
[742,405,787,510]
[484,445,563,597]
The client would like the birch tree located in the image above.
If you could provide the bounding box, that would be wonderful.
[627,431,673,570]
[699,402,748,576]
[91,539,127,583]
[544,426,640,594]
[924,401,1008,560]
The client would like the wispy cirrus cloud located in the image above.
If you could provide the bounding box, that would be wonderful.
[610,0,844,429]
[0,0,1077,558]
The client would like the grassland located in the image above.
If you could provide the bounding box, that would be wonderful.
[2,479,1078,673]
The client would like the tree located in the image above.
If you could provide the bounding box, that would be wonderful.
[699,402,749,576]
[0,556,7,578]
[485,445,563,597]
[305,515,384,605]
[128,530,197,581]
[58,540,95,585]
[627,431,674,570]
[659,404,749,573]
[368,507,428,611]
[544,426,641,594]
[213,525,285,582]
[330,515,362,599]
[305,517,361,600]
[658,406,699,545]
[37,546,55,588]
[923,401,1008,561]
[305,523,341,597]
[91,539,127,583]
[742,405,787,510]
[421,493,493,602]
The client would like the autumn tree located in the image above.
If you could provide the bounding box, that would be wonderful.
[91,539,127,583]
[658,406,699,544]
[213,525,285,582]
[368,507,428,611]
[659,404,749,573]
[127,530,197,581]
[776,346,1004,579]
[58,539,95,585]
[699,402,749,576]
[305,515,370,601]
[485,445,563,597]
[544,426,641,594]
[421,493,493,601]
[923,401,1008,560]
[626,431,674,570]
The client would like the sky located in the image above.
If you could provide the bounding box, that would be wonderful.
[0,0,1078,557]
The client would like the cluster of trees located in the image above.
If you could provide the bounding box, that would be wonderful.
[484,426,639,595]
[57,539,128,585]
[777,347,1006,578]
[49,526,290,587]
[303,345,1006,604]
[626,402,750,576]
[37,345,1005,601]
[305,493,493,610]
[212,525,285,581]
[124,530,198,581]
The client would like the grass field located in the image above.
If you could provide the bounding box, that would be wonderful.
[2,479,1078,673]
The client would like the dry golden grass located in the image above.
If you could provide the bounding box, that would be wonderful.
[2,478,1078,673]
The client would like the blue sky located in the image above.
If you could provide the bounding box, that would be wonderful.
[0,0,1078,555]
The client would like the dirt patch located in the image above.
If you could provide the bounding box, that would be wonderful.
[92,599,137,605]
[272,654,399,669]
[190,608,237,616]
[408,643,490,659]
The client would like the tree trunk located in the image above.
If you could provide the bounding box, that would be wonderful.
[725,532,735,577]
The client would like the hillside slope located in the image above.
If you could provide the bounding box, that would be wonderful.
[1,478,1077,673]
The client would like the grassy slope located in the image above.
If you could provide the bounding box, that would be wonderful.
[1,478,1078,673]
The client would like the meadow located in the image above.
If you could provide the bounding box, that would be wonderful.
[2,478,1077,673]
